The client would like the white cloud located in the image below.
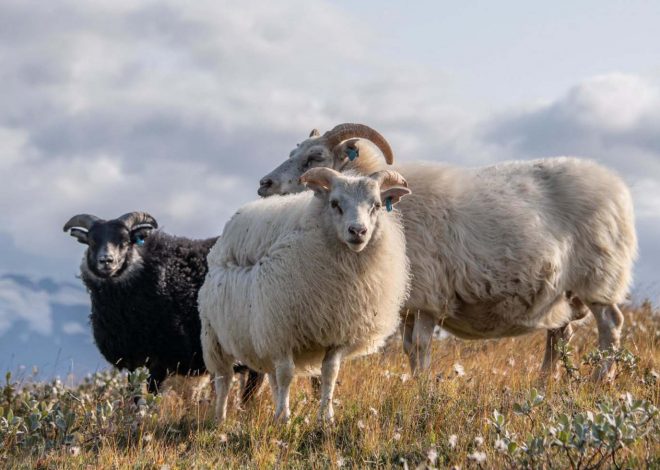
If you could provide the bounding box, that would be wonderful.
[61,322,86,335]
[0,278,52,335]
[564,74,657,132]
[0,276,88,336]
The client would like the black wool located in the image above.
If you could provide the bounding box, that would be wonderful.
[81,232,216,392]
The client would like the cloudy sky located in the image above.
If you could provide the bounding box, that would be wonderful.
[1,0,659,308]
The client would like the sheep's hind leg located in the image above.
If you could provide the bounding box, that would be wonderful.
[146,367,167,395]
[540,295,590,379]
[309,376,322,399]
[400,310,415,369]
[273,356,295,423]
[540,323,574,379]
[240,370,265,404]
[319,347,343,423]
[589,303,624,381]
[407,310,436,373]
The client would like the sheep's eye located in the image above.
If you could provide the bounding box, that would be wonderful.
[372,202,382,213]
[330,200,342,214]
[303,153,322,169]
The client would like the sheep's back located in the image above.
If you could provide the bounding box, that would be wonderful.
[393,158,636,320]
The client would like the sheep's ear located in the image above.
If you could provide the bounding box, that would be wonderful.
[130,225,155,245]
[332,138,360,164]
[300,167,341,196]
[309,128,320,138]
[380,186,411,207]
[68,228,89,245]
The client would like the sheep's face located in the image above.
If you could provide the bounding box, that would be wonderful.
[301,169,410,253]
[83,221,145,278]
[325,179,383,252]
[258,139,335,197]
[259,124,394,197]
[64,213,157,280]
[258,134,363,197]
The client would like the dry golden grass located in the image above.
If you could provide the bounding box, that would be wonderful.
[4,305,659,469]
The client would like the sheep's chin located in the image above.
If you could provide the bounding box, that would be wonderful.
[344,240,367,253]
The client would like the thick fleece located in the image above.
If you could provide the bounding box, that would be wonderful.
[199,190,409,376]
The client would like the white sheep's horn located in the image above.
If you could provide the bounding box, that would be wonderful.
[322,123,394,165]
[117,212,158,230]
[63,214,100,232]
[369,170,408,189]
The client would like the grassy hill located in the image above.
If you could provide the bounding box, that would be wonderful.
[2,305,658,469]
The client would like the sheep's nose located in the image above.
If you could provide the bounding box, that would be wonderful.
[98,254,114,265]
[258,177,274,197]
[348,225,368,237]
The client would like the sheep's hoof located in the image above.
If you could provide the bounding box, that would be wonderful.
[317,408,335,425]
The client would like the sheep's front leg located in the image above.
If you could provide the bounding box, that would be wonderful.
[408,310,436,373]
[273,357,295,423]
[319,346,343,423]
[200,319,233,423]
[590,303,624,381]
[213,370,233,423]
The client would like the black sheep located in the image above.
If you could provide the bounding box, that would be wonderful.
[63,211,263,400]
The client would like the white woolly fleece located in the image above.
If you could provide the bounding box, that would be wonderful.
[338,146,636,338]
[198,191,410,375]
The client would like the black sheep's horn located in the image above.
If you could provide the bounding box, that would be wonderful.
[117,212,158,230]
[63,214,100,232]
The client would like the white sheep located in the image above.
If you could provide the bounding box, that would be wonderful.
[198,168,411,423]
[258,124,638,380]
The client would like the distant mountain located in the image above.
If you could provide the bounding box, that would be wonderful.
[0,274,108,381]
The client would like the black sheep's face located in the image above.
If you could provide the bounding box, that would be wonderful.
[84,221,150,279]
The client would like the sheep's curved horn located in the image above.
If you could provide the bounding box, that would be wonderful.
[322,123,394,165]
[117,212,158,230]
[63,214,100,232]
[369,170,408,189]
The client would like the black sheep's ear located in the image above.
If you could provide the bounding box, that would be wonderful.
[130,226,155,246]
[69,228,89,245]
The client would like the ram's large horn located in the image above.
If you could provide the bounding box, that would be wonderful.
[63,214,100,232]
[322,123,394,164]
[369,170,408,189]
[117,212,158,230]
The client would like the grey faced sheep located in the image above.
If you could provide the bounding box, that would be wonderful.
[63,211,263,400]
[258,123,638,381]
[198,169,411,423]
